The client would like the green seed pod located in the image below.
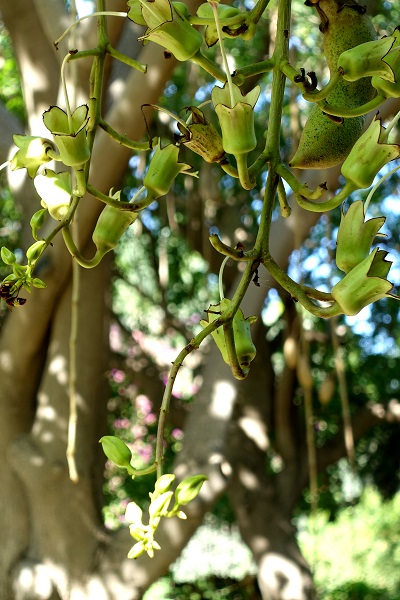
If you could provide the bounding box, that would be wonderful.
[290,0,377,169]
[174,475,207,506]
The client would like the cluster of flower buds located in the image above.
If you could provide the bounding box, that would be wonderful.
[100,435,207,559]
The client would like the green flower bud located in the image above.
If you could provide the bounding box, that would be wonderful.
[338,36,395,82]
[10,135,55,178]
[125,501,143,526]
[332,248,398,316]
[99,435,133,468]
[176,107,226,164]
[211,83,260,156]
[26,240,46,264]
[148,491,173,518]
[200,298,257,373]
[30,208,47,238]
[12,263,27,278]
[174,474,207,506]
[1,247,16,266]
[34,170,72,221]
[336,201,385,274]
[127,540,146,559]
[32,278,47,289]
[154,474,176,496]
[128,525,147,542]
[127,0,203,61]
[92,206,138,259]
[144,144,194,198]
[43,105,90,167]
[341,116,400,189]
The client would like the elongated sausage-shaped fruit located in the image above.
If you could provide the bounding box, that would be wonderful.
[290,0,377,169]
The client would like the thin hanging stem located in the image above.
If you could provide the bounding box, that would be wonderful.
[218,256,229,300]
[54,11,127,48]
[67,0,79,483]
[330,317,355,471]
[209,1,235,106]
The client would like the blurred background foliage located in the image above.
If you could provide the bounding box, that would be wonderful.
[1,0,400,597]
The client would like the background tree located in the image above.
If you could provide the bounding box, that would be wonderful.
[0,1,399,599]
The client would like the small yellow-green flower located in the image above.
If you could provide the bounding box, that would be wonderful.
[341,116,400,190]
[332,248,398,316]
[372,28,400,98]
[34,169,72,221]
[336,201,385,274]
[211,83,260,156]
[127,0,203,61]
[10,135,55,178]
[338,36,395,82]
[43,105,90,167]
[144,143,195,199]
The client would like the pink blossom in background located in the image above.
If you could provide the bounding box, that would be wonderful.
[131,424,146,439]
[109,323,123,352]
[136,394,152,415]
[137,443,153,463]
[144,413,157,425]
[171,428,184,440]
[111,369,125,384]
[114,418,131,430]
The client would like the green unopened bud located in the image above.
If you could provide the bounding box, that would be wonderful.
[144,144,194,198]
[128,524,147,542]
[125,501,143,526]
[1,247,16,266]
[30,208,47,239]
[92,193,138,257]
[127,540,146,559]
[26,240,46,264]
[12,264,27,278]
[154,474,176,496]
[176,107,225,164]
[149,491,173,519]
[341,116,400,189]
[43,105,90,167]
[34,170,72,221]
[212,83,260,156]
[32,278,47,289]
[128,0,203,61]
[336,201,385,274]
[99,435,133,468]
[332,249,398,316]
[10,135,55,178]
[174,474,207,506]
[338,36,395,82]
